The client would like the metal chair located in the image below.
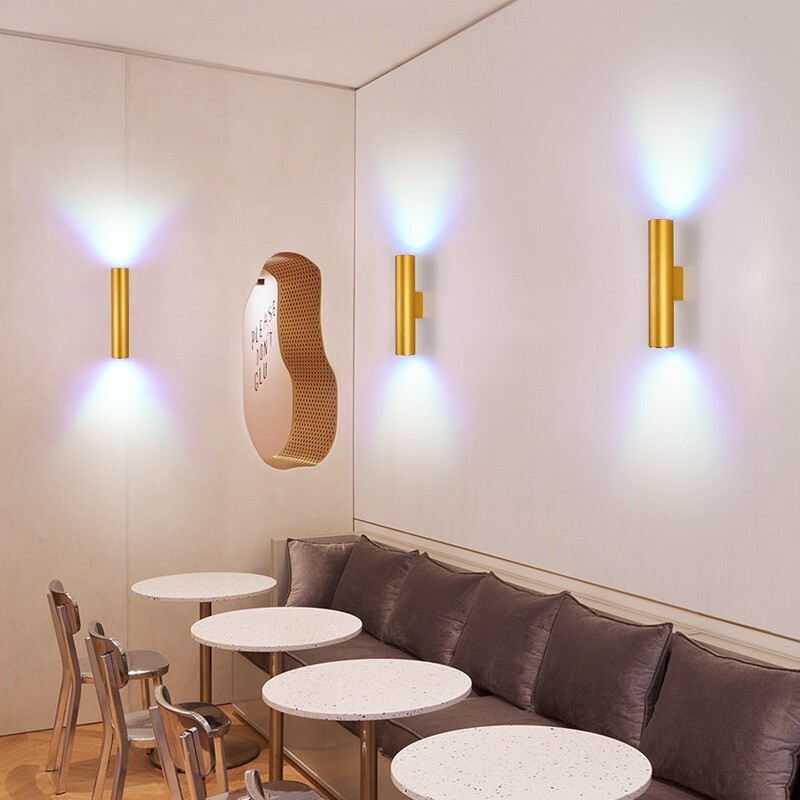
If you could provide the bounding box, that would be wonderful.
[243,769,323,800]
[149,696,323,800]
[86,621,231,800]
[45,580,169,794]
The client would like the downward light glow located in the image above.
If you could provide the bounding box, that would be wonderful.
[374,357,457,466]
[621,351,727,497]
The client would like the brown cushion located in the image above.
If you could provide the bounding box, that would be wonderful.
[641,780,710,799]
[534,594,672,746]
[282,630,417,671]
[383,554,485,664]
[640,634,800,800]
[379,693,566,758]
[284,539,355,608]
[331,536,418,638]
[450,575,565,709]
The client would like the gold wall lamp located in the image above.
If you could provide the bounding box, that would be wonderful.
[111,267,129,358]
[395,254,424,356]
[648,219,684,348]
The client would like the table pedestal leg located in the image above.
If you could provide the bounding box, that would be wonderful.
[199,602,212,703]
[268,651,284,781]
[359,720,377,800]
[195,601,259,769]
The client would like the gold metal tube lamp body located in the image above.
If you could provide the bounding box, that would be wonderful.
[395,254,424,356]
[111,267,129,358]
[648,219,684,348]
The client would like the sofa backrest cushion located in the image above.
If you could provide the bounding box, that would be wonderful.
[640,633,800,800]
[534,594,672,746]
[383,554,486,664]
[331,536,418,638]
[284,538,356,608]
[450,574,565,709]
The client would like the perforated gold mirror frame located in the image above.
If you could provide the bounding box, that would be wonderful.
[255,252,337,470]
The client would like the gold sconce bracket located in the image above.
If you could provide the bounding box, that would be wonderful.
[396,254,424,356]
[648,219,684,348]
[673,266,684,301]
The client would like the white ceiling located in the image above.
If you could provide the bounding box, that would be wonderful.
[0,0,515,88]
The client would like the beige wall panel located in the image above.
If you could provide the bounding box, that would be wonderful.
[124,57,355,705]
[1,39,354,735]
[0,36,128,734]
[354,0,800,638]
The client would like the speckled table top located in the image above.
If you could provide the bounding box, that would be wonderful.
[131,572,276,603]
[390,725,652,800]
[261,658,472,721]
[191,606,362,651]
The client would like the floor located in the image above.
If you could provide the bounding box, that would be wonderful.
[0,706,334,800]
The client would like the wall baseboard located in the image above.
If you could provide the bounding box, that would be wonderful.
[355,519,800,668]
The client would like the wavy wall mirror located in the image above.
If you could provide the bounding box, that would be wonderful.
[243,252,337,470]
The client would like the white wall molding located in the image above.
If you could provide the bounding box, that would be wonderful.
[355,520,800,668]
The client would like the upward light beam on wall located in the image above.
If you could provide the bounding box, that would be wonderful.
[379,138,463,252]
[627,66,736,216]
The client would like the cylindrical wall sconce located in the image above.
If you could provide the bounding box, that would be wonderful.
[648,219,684,348]
[111,267,129,358]
[395,254,424,356]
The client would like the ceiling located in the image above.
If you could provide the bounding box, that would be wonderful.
[0,0,515,89]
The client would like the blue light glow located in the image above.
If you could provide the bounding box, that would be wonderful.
[48,191,176,267]
[62,359,171,442]
[620,350,729,496]
[627,68,737,216]
[373,357,458,464]
[379,139,463,252]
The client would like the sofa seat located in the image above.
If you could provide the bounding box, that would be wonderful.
[285,630,417,670]
[642,780,709,799]
[239,630,415,675]
[378,694,566,758]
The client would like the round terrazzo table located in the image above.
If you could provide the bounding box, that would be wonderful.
[191,606,362,781]
[390,725,652,800]
[262,658,472,800]
[131,572,276,768]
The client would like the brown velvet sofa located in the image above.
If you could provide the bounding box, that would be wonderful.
[241,536,800,800]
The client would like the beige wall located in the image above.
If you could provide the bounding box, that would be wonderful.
[0,35,354,735]
[354,0,800,639]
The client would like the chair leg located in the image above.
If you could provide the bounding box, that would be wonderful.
[213,736,229,793]
[139,678,150,710]
[46,673,71,772]
[54,680,81,794]
[109,740,129,800]
[91,718,114,800]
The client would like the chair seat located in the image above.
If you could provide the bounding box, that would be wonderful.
[178,702,232,738]
[79,649,169,684]
[125,710,158,745]
[258,780,325,799]
[211,782,324,800]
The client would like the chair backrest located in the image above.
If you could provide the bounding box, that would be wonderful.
[245,769,268,800]
[49,580,81,634]
[48,580,82,681]
[179,727,217,800]
[86,620,131,745]
[86,620,129,689]
[152,684,216,779]
[150,696,217,800]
